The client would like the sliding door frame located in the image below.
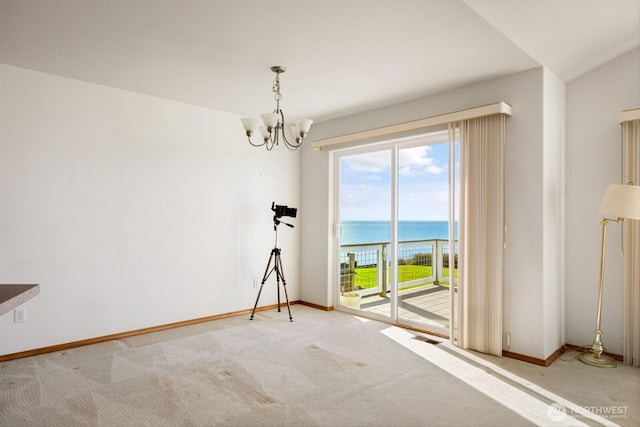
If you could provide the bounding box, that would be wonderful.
[330,129,457,338]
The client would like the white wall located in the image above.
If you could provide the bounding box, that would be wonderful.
[0,64,301,356]
[542,68,566,357]
[565,48,640,355]
[301,67,566,360]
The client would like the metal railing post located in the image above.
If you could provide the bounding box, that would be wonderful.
[434,240,440,286]
[380,243,388,297]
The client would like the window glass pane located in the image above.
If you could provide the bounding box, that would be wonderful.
[339,150,391,317]
[397,141,452,331]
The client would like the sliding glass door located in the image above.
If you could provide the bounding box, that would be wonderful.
[334,130,458,337]
[395,137,458,335]
[337,148,392,319]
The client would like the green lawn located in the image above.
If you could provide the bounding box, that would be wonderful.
[352,265,458,289]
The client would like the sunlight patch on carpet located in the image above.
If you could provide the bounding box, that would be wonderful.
[380,326,600,427]
[442,343,620,427]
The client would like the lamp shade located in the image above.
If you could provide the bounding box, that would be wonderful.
[295,118,313,134]
[241,118,261,133]
[598,184,640,220]
[261,113,279,129]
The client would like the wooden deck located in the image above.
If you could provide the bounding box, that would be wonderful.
[358,283,452,329]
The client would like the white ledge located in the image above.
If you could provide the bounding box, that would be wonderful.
[620,108,640,123]
[312,101,512,150]
[0,284,40,317]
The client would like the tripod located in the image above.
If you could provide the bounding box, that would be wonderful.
[250,216,293,322]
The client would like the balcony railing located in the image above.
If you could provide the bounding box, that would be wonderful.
[340,239,458,298]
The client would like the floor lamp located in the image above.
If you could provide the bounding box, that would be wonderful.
[579,183,640,368]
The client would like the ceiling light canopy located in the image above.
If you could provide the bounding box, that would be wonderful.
[241,66,313,151]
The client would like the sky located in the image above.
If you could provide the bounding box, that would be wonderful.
[339,140,459,221]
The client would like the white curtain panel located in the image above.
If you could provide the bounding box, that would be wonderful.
[458,115,505,356]
[622,118,640,366]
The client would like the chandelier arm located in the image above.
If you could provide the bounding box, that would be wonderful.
[277,109,300,150]
[284,140,302,150]
[280,131,293,147]
[282,132,302,150]
[282,133,303,150]
[247,135,268,148]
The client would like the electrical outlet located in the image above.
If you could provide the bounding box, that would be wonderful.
[253,278,258,288]
[14,307,25,323]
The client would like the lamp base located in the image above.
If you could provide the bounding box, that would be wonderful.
[578,351,617,368]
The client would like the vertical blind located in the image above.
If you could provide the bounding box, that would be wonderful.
[621,111,640,366]
[456,115,505,356]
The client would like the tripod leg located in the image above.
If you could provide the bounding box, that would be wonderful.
[276,264,281,313]
[250,250,275,320]
[275,253,293,322]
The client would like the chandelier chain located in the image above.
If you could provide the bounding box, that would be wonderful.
[272,74,282,102]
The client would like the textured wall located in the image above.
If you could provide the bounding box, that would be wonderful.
[0,64,301,356]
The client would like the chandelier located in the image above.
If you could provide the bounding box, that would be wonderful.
[241,66,313,151]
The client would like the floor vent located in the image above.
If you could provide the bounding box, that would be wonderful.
[411,336,441,345]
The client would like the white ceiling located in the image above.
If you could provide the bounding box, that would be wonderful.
[1,0,638,123]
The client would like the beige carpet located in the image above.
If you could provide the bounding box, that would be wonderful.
[1,306,638,426]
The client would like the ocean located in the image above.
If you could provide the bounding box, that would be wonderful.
[340,220,458,245]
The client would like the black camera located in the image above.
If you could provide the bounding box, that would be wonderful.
[272,202,297,218]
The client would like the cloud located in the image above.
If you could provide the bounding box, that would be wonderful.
[339,142,454,220]
[343,145,445,176]
[340,183,390,218]
[342,151,390,172]
[425,165,444,174]
[400,146,434,166]
[399,166,415,176]
[397,146,446,176]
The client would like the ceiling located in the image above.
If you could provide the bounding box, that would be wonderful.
[1,0,638,123]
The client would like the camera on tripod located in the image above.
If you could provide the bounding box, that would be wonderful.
[250,202,298,322]
[272,202,297,219]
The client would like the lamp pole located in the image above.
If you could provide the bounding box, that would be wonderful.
[579,218,619,368]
